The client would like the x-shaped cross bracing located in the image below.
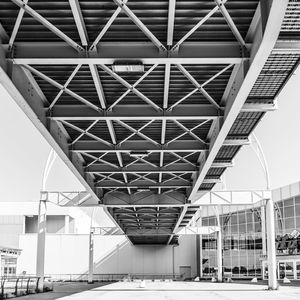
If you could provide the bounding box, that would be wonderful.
[10,0,246,55]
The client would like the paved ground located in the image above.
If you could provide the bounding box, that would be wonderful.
[21,281,300,300]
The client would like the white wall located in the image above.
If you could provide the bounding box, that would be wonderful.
[17,234,197,278]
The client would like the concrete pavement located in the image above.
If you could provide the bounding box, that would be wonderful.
[20,281,300,300]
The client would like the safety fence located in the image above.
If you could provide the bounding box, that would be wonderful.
[43,273,181,282]
[0,276,53,299]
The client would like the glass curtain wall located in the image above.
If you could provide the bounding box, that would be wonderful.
[200,195,300,278]
[201,205,263,278]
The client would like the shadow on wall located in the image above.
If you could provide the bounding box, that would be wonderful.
[94,239,130,276]
[78,238,179,280]
[76,239,130,281]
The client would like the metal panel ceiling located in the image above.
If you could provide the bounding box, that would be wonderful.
[0,0,299,244]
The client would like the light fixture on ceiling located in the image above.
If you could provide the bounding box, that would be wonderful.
[112,61,144,73]
[129,151,149,158]
[136,188,151,192]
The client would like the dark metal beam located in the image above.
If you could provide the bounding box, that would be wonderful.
[86,163,197,174]
[71,140,208,153]
[9,42,246,65]
[96,180,191,188]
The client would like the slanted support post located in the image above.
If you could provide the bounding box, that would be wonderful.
[88,229,94,283]
[266,198,278,290]
[36,193,47,292]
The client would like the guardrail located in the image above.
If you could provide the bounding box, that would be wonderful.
[38,273,181,282]
[0,276,53,299]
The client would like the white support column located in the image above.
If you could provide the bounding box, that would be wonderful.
[217,229,222,282]
[64,215,70,234]
[0,253,2,276]
[199,235,203,278]
[36,195,47,292]
[266,198,278,290]
[261,206,267,256]
[214,206,223,282]
[88,230,94,283]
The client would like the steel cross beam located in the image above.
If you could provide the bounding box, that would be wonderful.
[10,42,245,65]
[168,64,232,110]
[176,64,220,109]
[49,64,82,110]
[69,0,88,46]
[61,120,112,147]
[71,140,208,153]
[167,0,176,46]
[8,0,28,48]
[112,0,167,52]
[88,62,130,193]
[188,0,289,201]
[108,64,158,110]
[99,64,162,111]
[10,0,84,52]
[159,63,171,194]
[50,104,220,121]
[85,162,231,174]
[89,0,129,51]
[23,65,101,112]
[214,0,246,48]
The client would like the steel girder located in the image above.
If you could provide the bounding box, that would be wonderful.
[0,0,297,244]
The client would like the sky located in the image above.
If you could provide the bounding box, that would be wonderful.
[0,65,300,202]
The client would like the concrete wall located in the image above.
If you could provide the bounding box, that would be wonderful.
[272,181,300,202]
[0,215,23,248]
[17,234,197,278]
[25,215,73,234]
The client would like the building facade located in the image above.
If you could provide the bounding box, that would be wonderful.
[0,182,300,280]
[200,182,300,280]
[0,246,21,276]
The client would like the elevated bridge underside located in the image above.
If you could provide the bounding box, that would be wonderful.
[0,0,299,244]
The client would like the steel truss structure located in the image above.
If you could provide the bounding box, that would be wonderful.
[0,0,299,244]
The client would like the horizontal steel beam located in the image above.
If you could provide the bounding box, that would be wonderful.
[86,162,231,174]
[96,179,216,188]
[9,41,245,65]
[86,163,197,174]
[211,161,234,168]
[97,183,191,189]
[273,40,300,54]
[223,138,250,146]
[241,102,277,112]
[104,191,186,206]
[92,226,219,236]
[51,103,274,120]
[71,140,208,153]
[51,105,220,120]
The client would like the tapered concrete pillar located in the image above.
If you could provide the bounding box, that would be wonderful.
[88,230,94,283]
[36,196,47,292]
[266,198,278,290]
[217,230,222,282]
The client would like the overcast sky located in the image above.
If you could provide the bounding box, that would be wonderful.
[0,65,300,202]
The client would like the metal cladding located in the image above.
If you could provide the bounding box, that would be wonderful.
[0,0,299,244]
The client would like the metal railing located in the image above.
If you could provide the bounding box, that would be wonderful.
[0,276,53,299]
[40,273,181,282]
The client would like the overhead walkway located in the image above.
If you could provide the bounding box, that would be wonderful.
[0,0,298,245]
[0,0,300,291]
